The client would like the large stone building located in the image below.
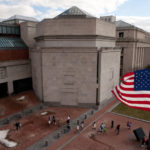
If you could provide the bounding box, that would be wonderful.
[20,6,120,107]
[116,20,150,75]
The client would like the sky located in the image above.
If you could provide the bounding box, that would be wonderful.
[0,0,150,32]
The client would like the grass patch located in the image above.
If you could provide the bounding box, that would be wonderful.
[112,103,150,121]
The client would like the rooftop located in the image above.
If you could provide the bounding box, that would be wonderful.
[115,20,134,28]
[55,6,95,19]
[3,15,38,22]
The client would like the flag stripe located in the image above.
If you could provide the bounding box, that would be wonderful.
[118,86,150,94]
[118,92,150,98]
[120,83,134,88]
[122,81,134,85]
[121,73,134,81]
[115,87,150,103]
[112,89,150,111]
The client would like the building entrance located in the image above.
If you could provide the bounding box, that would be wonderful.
[13,78,32,94]
[0,82,8,98]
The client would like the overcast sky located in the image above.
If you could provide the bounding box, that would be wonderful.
[0,0,150,32]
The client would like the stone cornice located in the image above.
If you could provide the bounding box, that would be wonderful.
[35,35,116,41]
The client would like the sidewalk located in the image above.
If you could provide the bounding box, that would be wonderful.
[47,100,149,150]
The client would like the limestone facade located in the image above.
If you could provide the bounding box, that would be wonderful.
[28,14,120,107]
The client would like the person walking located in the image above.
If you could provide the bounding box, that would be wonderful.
[100,122,105,132]
[111,120,114,128]
[66,115,71,129]
[15,122,21,131]
[81,121,84,130]
[127,121,132,129]
[76,123,80,133]
[116,124,120,135]
[97,126,102,134]
[48,116,51,125]
[67,115,71,123]
[52,115,56,125]
[92,121,97,130]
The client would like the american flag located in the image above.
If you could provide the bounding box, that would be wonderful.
[112,69,150,111]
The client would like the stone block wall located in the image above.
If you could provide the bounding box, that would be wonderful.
[41,48,97,106]
[99,48,120,103]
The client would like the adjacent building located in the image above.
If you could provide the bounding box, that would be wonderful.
[116,20,150,75]
[0,22,32,98]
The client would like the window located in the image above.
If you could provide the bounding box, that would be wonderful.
[120,48,124,76]
[119,32,124,38]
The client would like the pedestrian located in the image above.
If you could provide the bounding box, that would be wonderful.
[52,115,56,125]
[81,121,84,129]
[97,126,102,134]
[48,116,51,125]
[127,121,132,129]
[104,127,107,133]
[115,124,120,135]
[111,120,114,128]
[67,122,70,130]
[100,122,105,132]
[67,115,71,123]
[66,115,70,124]
[15,121,21,131]
[76,123,80,133]
[92,121,97,130]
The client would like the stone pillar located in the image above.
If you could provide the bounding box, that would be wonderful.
[8,81,14,95]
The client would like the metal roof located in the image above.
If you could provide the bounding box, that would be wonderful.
[115,20,134,28]
[0,37,28,49]
[55,6,95,18]
[3,15,38,22]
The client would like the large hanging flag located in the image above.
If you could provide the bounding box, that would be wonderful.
[112,69,150,111]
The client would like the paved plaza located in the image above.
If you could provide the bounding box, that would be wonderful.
[0,91,39,119]
[0,91,149,150]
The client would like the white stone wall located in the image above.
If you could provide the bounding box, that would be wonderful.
[96,19,116,37]
[30,50,43,100]
[99,48,120,103]
[20,21,37,49]
[36,18,96,37]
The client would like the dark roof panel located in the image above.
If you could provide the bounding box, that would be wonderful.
[0,37,28,49]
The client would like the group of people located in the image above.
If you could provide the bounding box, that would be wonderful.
[91,120,132,135]
[48,115,71,129]
[48,115,56,125]
[97,122,107,134]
